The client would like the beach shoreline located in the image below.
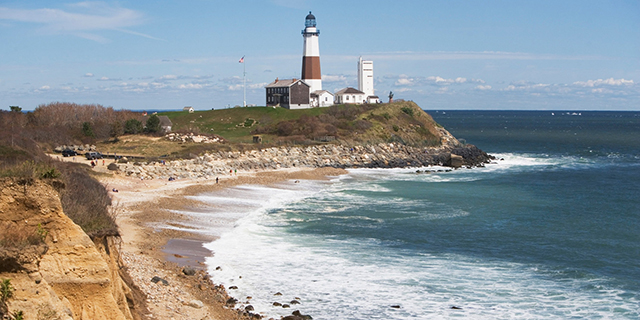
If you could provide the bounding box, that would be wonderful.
[99,166,347,320]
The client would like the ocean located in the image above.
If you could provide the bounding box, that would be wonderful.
[183,111,640,319]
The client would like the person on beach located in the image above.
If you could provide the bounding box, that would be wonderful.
[216,177,219,184]
[91,160,95,167]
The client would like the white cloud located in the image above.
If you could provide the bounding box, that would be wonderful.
[395,75,486,87]
[322,74,348,83]
[359,51,605,62]
[39,85,50,90]
[158,75,178,81]
[475,85,492,90]
[178,83,204,89]
[573,78,634,87]
[0,2,159,41]
[84,73,94,77]
[97,76,121,81]
[227,82,268,91]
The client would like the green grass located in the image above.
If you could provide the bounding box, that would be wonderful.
[161,107,327,143]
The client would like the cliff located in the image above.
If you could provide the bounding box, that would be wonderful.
[0,179,142,320]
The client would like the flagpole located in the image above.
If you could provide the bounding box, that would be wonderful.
[243,57,246,107]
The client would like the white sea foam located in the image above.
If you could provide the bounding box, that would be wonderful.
[206,226,638,319]
[198,164,638,319]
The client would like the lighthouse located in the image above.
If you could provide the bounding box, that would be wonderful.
[301,11,322,93]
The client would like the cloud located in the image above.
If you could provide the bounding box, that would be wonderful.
[573,78,634,87]
[227,82,268,91]
[39,85,50,90]
[475,85,492,90]
[0,2,159,42]
[84,73,94,77]
[220,76,243,85]
[178,83,204,90]
[322,74,348,82]
[97,76,121,81]
[157,75,178,81]
[394,75,486,87]
[356,51,606,62]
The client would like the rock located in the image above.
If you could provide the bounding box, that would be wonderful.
[188,299,204,309]
[226,297,237,307]
[150,276,169,286]
[290,300,300,305]
[283,310,313,320]
[182,266,196,276]
[282,304,290,308]
[272,302,282,307]
[451,306,463,310]
[390,305,401,309]
[229,285,238,290]
[245,305,254,311]
[274,292,283,296]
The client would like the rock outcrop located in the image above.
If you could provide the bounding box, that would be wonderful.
[112,143,492,180]
[0,179,141,320]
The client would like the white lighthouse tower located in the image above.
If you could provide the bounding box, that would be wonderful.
[301,11,322,93]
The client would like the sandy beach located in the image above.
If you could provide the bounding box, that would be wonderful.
[94,161,346,320]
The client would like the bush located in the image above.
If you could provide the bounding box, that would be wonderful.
[82,122,95,138]
[56,163,118,236]
[401,107,414,117]
[0,160,60,182]
[0,222,46,248]
[145,115,161,133]
[124,119,143,134]
[0,278,13,316]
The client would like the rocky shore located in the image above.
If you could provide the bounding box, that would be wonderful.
[113,143,493,180]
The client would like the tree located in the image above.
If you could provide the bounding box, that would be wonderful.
[145,115,160,134]
[82,122,95,137]
[110,121,123,140]
[124,119,143,134]
[9,106,21,112]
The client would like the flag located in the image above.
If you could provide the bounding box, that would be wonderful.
[239,56,244,63]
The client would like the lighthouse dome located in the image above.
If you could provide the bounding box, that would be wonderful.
[305,11,316,27]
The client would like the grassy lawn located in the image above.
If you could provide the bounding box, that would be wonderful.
[161,107,326,143]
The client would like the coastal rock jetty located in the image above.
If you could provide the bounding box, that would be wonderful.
[113,143,492,180]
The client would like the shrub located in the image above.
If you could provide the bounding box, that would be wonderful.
[56,163,118,236]
[0,160,60,182]
[393,125,400,132]
[145,115,161,133]
[1,278,13,306]
[82,122,94,138]
[0,222,45,248]
[124,119,143,134]
[401,107,414,117]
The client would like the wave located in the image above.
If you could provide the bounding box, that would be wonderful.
[206,229,639,319]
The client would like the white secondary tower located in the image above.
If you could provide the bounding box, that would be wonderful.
[301,11,322,93]
[358,56,374,97]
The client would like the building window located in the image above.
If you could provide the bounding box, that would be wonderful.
[346,96,349,100]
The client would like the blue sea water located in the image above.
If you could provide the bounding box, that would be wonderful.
[194,111,640,319]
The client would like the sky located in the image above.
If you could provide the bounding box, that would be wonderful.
[1,0,638,111]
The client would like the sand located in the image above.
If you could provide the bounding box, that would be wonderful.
[95,165,347,320]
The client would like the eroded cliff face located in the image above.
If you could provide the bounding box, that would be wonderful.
[0,179,140,320]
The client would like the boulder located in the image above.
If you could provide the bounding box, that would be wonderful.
[188,300,204,309]
[150,276,169,286]
[181,266,196,276]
